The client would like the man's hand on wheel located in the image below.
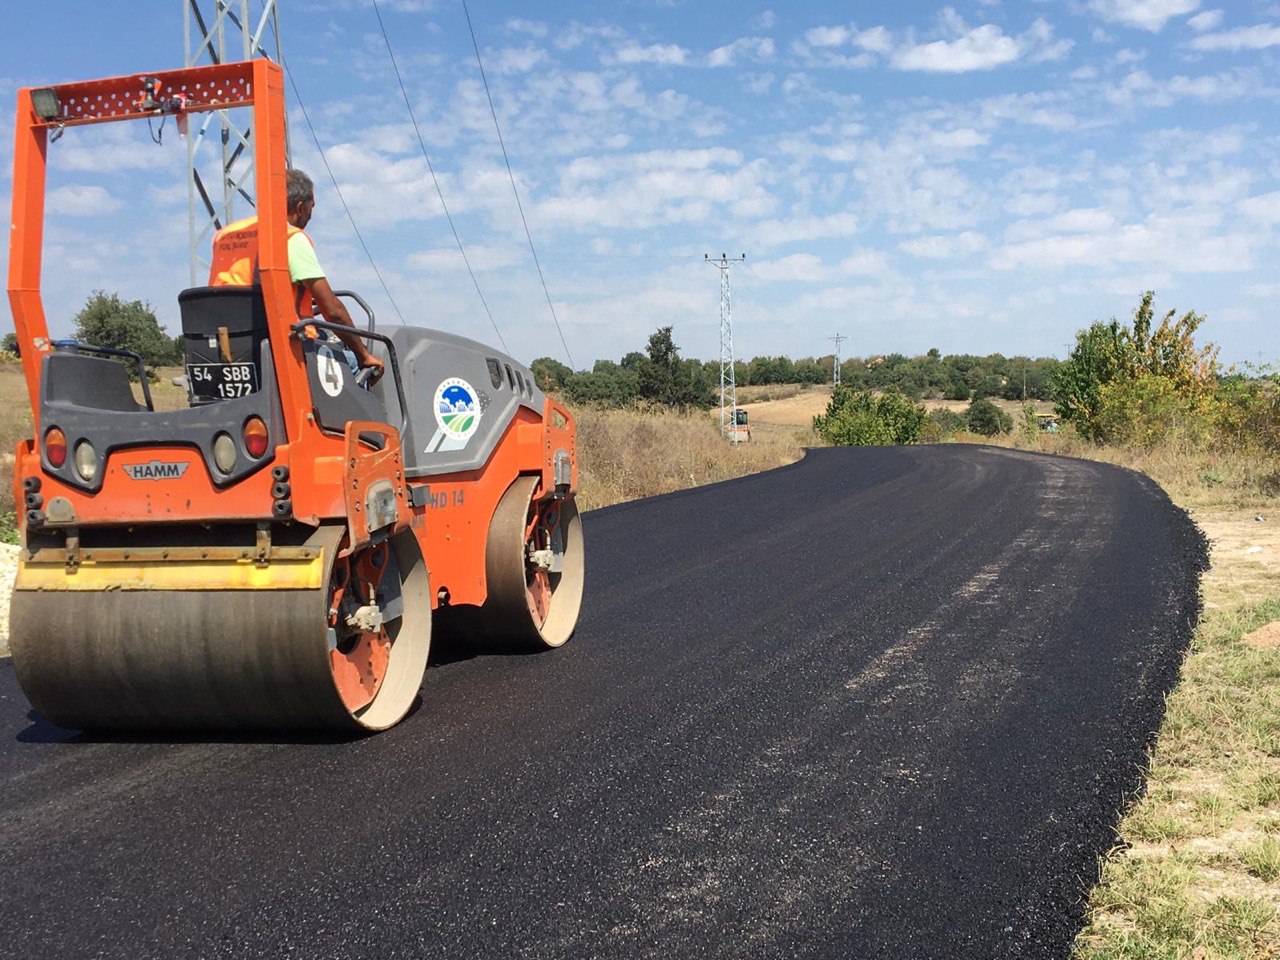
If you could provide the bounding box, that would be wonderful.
[358,354,385,384]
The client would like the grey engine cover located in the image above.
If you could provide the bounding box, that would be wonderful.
[371,326,545,479]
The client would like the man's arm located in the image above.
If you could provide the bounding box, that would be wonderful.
[306,277,384,378]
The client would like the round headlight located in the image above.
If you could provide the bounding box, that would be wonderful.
[212,432,238,474]
[73,440,97,481]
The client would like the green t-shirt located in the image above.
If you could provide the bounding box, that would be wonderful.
[288,232,325,284]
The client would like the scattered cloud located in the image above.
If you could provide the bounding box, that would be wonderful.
[46,185,123,216]
[799,14,1071,73]
[1087,0,1201,33]
[1187,9,1224,31]
[610,41,690,66]
[707,36,775,67]
[1189,24,1280,51]
[899,232,986,258]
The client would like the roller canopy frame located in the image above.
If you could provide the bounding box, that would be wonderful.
[7,60,314,449]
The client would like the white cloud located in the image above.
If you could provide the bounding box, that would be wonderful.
[804,25,852,48]
[891,18,1071,72]
[753,253,826,281]
[1187,9,1224,31]
[898,231,986,258]
[1189,24,1280,50]
[407,245,523,272]
[840,249,892,275]
[1088,0,1201,32]
[748,212,860,247]
[1237,191,1280,223]
[47,185,122,216]
[505,18,548,38]
[612,41,690,65]
[490,46,548,74]
[707,37,775,67]
[992,211,1255,273]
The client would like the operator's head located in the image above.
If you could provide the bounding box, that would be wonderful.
[286,168,315,229]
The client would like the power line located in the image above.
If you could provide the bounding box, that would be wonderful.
[461,0,574,367]
[280,55,407,324]
[370,0,510,353]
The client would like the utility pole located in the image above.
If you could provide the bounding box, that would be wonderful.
[185,0,285,285]
[828,334,847,386]
[706,253,745,441]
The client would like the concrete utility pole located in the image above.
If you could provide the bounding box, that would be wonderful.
[828,334,847,386]
[706,253,745,441]
[185,0,285,285]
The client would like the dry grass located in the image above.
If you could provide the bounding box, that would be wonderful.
[573,404,810,512]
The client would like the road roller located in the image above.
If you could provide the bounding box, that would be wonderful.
[6,60,583,732]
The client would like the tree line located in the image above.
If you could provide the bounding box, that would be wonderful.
[532,340,1062,408]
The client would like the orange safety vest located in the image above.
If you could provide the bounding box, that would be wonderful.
[209,215,317,319]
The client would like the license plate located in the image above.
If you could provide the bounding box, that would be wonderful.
[186,362,258,401]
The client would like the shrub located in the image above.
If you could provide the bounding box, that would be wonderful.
[813,387,927,446]
[966,396,1013,436]
[1055,291,1219,441]
[1094,373,1212,448]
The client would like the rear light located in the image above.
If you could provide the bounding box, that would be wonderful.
[212,432,237,473]
[45,427,67,468]
[243,417,268,459]
[73,440,97,481]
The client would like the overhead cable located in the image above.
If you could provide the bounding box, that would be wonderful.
[370,0,510,354]
[267,9,406,323]
[461,0,574,367]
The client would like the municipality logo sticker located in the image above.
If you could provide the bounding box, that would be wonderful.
[434,377,481,443]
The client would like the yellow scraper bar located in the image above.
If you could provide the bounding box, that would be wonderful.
[15,556,326,592]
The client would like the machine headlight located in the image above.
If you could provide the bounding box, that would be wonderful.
[212,432,238,474]
[73,440,97,481]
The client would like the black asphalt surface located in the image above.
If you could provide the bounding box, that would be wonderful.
[0,445,1206,959]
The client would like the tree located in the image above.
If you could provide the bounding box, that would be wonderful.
[72,291,180,372]
[813,387,927,446]
[636,326,712,407]
[531,356,573,392]
[1,332,18,355]
[1055,291,1219,441]
[966,396,1012,436]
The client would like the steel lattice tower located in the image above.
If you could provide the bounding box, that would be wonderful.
[707,254,744,440]
[185,0,285,284]
[828,334,847,386]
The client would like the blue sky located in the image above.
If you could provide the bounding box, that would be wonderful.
[1,0,1277,367]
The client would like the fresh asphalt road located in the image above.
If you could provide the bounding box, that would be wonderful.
[0,446,1206,960]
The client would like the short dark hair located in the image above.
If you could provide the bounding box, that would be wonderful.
[286,169,314,210]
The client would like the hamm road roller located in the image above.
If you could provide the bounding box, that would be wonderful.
[7,59,583,732]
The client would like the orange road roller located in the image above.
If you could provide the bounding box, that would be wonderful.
[6,60,584,732]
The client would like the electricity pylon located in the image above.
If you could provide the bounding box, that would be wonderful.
[185,0,285,284]
[707,253,745,440]
[828,334,847,386]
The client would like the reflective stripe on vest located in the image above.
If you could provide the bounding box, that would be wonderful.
[208,215,317,318]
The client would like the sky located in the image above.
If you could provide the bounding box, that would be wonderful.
[0,0,1277,368]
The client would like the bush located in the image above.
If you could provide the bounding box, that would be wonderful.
[1055,291,1218,441]
[929,408,968,434]
[813,387,927,446]
[966,397,1013,436]
[1093,373,1211,448]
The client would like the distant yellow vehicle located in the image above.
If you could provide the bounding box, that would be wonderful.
[730,408,751,443]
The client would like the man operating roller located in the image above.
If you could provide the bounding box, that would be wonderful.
[209,168,384,382]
